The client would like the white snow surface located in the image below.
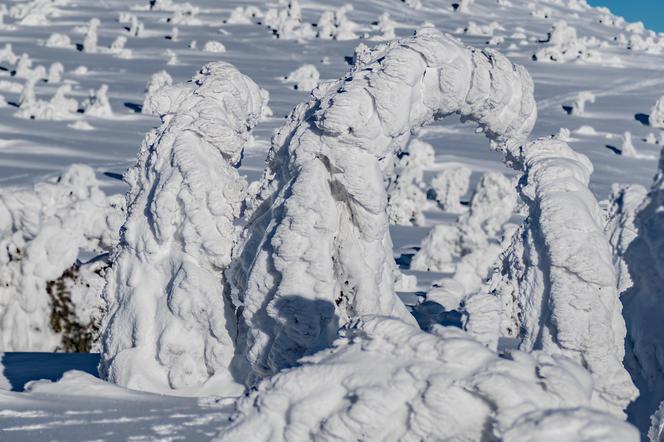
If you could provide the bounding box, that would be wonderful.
[221,316,638,442]
[0,0,663,439]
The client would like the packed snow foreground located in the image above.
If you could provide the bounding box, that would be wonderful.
[6,26,664,441]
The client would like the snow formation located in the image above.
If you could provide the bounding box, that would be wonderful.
[0,164,123,352]
[230,27,536,383]
[99,62,263,395]
[220,316,638,442]
[465,138,638,416]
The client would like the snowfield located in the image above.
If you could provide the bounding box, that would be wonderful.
[0,0,664,441]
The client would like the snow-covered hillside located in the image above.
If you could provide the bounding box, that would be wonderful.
[1,0,664,440]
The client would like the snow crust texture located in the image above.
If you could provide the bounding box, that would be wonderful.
[220,316,638,442]
[230,27,537,383]
[99,62,263,395]
[0,164,122,351]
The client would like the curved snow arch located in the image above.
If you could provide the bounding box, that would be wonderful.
[231,28,537,382]
[99,62,263,395]
[465,138,638,416]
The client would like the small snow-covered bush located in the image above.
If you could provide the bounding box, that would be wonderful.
[571,90,596,115]
[82,84,112,118]
[315,4,359,41]
[45,33,73,49]
[83,18,100,53]
[263,0,315,40]
[141,70,172,115]
[650,96,664,129]
[387,138,435,226]
[282,64,320,91]
[220,316,638,442]
[226,6,263,25]
[430,166,471,213]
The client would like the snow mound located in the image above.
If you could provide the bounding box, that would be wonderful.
[203,41,226,53]
[231,27,536,383]
[99,62,263,395]
[220,316,638,442]
[466,138,638,416]
[0,164,123,351]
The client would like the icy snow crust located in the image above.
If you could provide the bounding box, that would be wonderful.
[230,27,537,383]
[99,62,263,395]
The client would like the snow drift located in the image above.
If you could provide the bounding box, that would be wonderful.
[99,62,263,395]
[220,316,638,442]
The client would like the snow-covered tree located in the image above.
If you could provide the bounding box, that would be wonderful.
[231,28,537,383]
[465,138,638,416]
[99,62,263,395]
[0,164,123,351]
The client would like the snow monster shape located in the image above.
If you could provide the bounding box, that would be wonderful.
[231,27,537,382]
[465,138,639,416]
[99,62,263,395]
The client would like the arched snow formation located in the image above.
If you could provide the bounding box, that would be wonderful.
[231,27,537,382]
[99,62,263,395]
[465,138,638,416]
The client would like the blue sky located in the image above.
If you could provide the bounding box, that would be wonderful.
[588,0,664,32]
